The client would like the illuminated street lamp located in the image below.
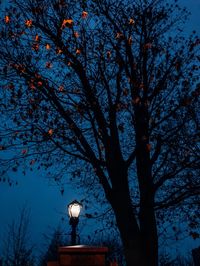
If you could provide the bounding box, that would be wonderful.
[68,200,82,245]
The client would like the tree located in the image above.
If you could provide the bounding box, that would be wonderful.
[1,207,35,266]
[0,0,199,265]
[159,253,194,266]
[39,227,66,266]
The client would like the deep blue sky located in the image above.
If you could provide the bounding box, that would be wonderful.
[0,0,200,260]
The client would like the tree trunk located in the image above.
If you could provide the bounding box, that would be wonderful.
[137,151,158,266]
[135,104,158,266]
[108,167,145,266]
[110,189,145,266]
[140,197,158,266]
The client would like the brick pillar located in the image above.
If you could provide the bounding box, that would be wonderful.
[47,262,59,266]
[58,245,108,266]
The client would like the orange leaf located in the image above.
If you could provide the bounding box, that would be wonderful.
[82,11,88,19]
[56,48,62,54]
[62,19,73,28]
[4,15,10,24]
[132,97,140,105]
[46,43,51,50]
[74,31,79,38]
[129,18,135,25]
[76,48,81,55]
[25,19,33,27]
[116,32,123,39]
[48,129,53,136]
[37,81,43,87]
[35,34,40,42]
[59,85,65,92]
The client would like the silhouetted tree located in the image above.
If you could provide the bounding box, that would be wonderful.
[1,207,35,266]
[39,227,66,266]
[0,0,199,265]
[159,253,194,266]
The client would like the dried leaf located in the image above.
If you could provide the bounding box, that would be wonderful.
[25,19,33,27]
[144,43,152,49]
[59,85,65,92]
[62,19,73,28]
[48,129,53,136]
[37,81,43,87]
[21,149,27,155]
[146,144,151,151]
[82,11,88,19]
[4,15,10,24]
[128,36,132,45]
[116,32,123,39]
[74,31,79,38]
[46,62,52,68]
[76,48,81,55]
[107,51,111,59]
[129,18,135,25]
[132,97,140,105]
[32,43,39,52]
[35,34,40,42]
[46,43,51,50]
[56,48,62,54]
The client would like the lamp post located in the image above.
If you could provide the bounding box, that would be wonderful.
[68,200,82,245]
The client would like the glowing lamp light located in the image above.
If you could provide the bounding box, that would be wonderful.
[68,200,82,219]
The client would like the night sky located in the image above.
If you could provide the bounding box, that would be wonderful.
[0,0,200,261]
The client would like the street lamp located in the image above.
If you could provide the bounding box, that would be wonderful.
[68,200,82,245]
